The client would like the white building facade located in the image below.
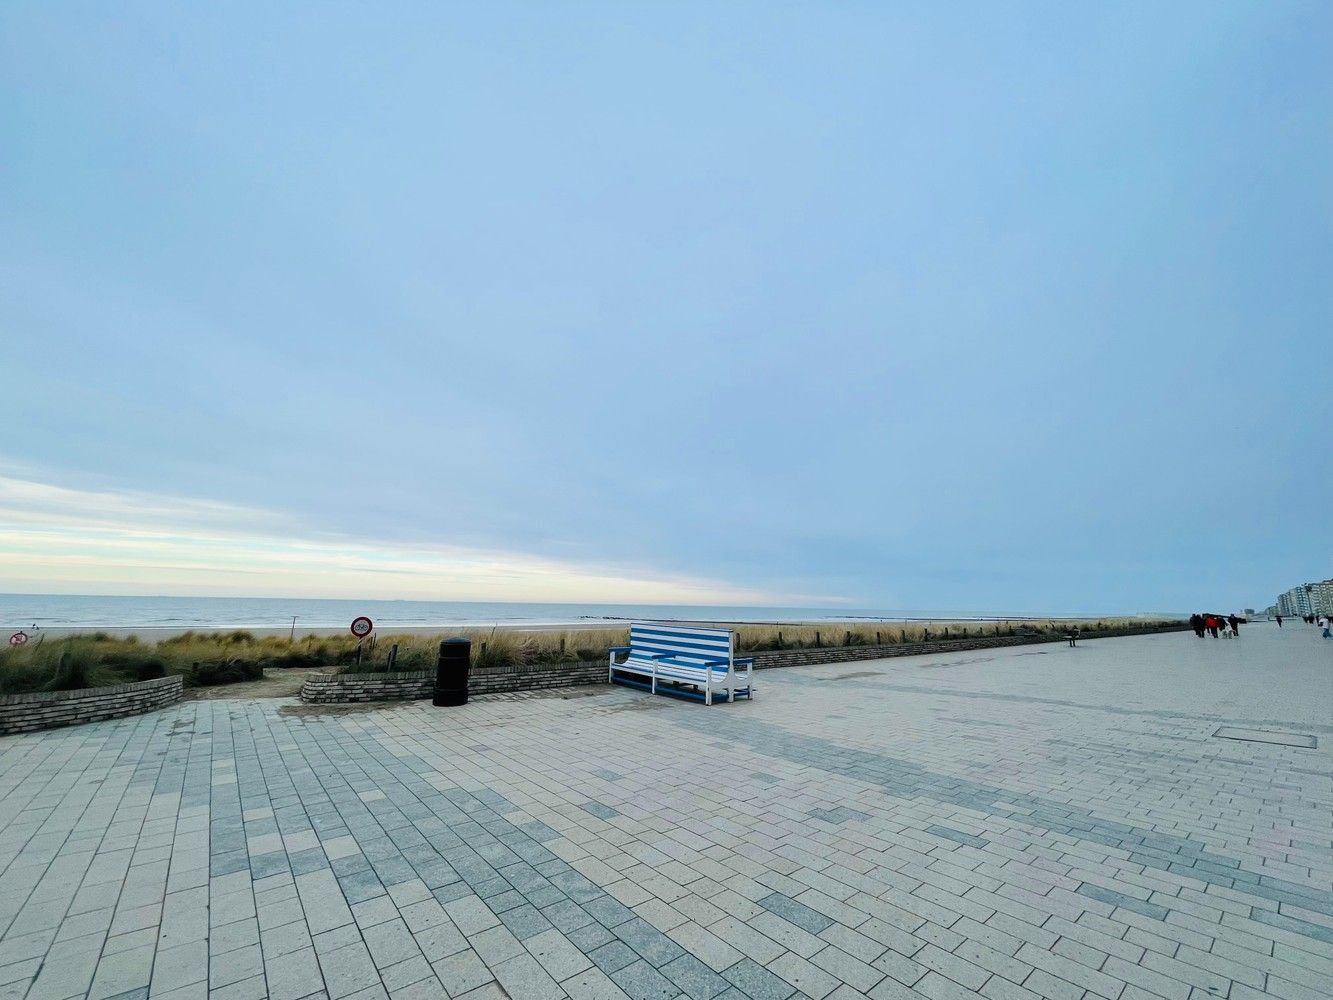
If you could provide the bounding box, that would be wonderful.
[1276,580,1333,617]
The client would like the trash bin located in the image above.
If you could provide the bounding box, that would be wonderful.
[434,638,470,706]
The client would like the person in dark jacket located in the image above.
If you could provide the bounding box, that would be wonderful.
[1189,613,1202,637]
[1227,614,1240,636]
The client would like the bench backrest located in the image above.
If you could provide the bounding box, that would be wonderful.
[629,623,734,668]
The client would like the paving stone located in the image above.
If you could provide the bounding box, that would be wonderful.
[431,949,492,996]
[659,953,734,1000]
[527,927,595,982]
[265,947,324,1000]
[591,941,641,975]
[668,923,744,972]
[378,955,435,994]
[759,892,836,934]
[559,966,634,1000]
[610,959,683,1000]
[208,973,269,1000]
[721,958,797,1000]
[363,919,424,969]
[208,943,264,989]
[810,946,885,993]
[317,941,383,999]
[615,916,687,967]
[768,951,843,1000]
[491,953,565,999]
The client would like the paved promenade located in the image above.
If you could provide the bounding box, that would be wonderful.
[1,625,1329,1000]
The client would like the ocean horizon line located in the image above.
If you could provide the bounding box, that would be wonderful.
[0,592,1184,632]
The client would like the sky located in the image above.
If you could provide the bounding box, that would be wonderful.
[1,2,1330,615]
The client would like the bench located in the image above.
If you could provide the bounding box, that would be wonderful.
[608,624,754,705]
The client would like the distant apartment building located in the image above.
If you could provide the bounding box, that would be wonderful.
[1277,585,1313,617]
[1276,579,1333,616]
[1311,579,1333,615]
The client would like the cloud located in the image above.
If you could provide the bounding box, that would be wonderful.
[0,473,799,604]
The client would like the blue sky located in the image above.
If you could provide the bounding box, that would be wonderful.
[2,2,1329,613]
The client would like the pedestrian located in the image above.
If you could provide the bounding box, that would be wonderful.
[1321,614,1331,639]
[1227,614,1240,637]
[1276,614,1283,628]
[1206,614,1219,638]
[1190,613,1203,637]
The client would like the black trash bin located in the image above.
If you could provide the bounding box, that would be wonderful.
[434,638,471,706]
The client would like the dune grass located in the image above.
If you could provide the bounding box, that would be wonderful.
[0,617,1179,693]
[0,631,312,694]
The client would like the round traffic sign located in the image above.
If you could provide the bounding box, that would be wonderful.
[350,616,374,638]
[9,631,28,646]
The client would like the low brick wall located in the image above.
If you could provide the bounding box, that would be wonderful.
[471,661,606,695]
[299,670,433,704]
[298,624,1189,704]
[299,662,607,704]
[0,675,184,736]
[746,623,1189,669]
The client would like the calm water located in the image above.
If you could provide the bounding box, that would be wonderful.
[0,594,958,631]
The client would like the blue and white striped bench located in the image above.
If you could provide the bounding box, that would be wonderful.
[608,623,754,705]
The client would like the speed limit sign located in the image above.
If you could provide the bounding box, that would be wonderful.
[350,616,374,638]
[9,631,28,646]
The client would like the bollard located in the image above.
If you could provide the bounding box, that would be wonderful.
[434,638,471,707]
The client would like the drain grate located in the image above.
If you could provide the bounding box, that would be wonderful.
[1213,726,1317,749]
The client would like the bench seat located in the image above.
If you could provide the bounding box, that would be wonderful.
[609,625,754,705]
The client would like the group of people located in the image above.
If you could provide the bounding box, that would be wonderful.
[1190,612,1240,638]
[1274,613,1331,637]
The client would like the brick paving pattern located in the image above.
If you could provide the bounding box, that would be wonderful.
[1,624,1329,1000]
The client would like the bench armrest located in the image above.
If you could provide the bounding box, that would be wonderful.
[608,646,631,653]
[734,657,754,667]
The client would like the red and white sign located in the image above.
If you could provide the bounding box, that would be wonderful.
[8,631,28,646]
[350,616,374,638]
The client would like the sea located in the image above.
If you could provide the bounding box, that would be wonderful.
[0,594,1061,632]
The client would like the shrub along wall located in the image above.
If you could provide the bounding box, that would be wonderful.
[746,622,1190,669]
[299,661,606,704]
[298,624,1189,704]
[0,675,183,736]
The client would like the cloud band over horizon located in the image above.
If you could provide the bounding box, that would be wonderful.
[0,472,824,605]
